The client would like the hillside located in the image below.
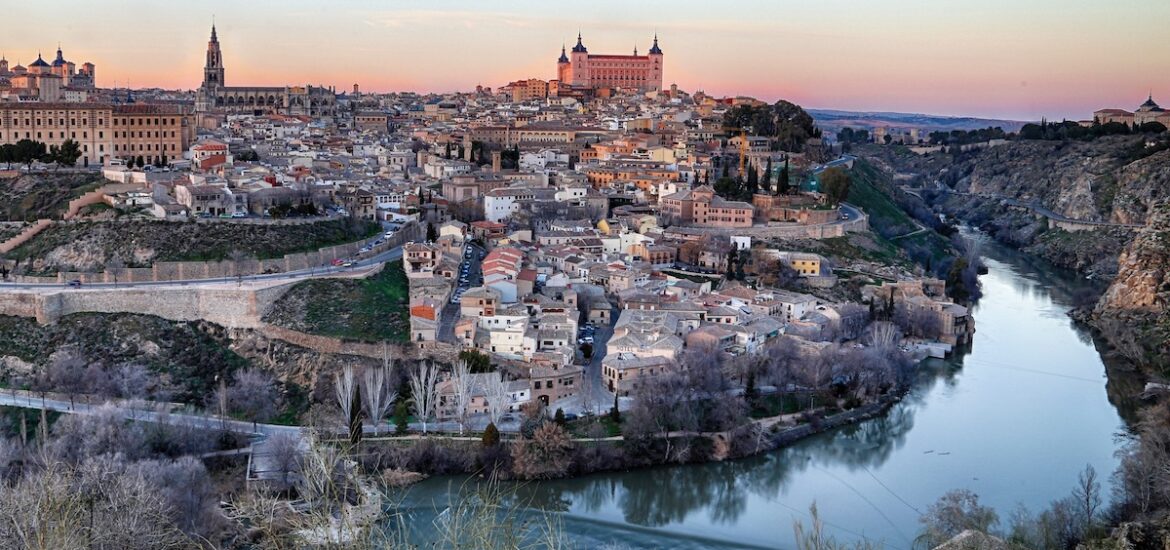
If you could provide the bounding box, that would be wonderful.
[0,311,387,418]
[847,159,957,266]
[0,313,249,403]
[863,135,1170,278]
[0,172,104,221]
[5,218,379,274]
[263,260,410,344]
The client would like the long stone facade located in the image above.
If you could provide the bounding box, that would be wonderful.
[194,24,336,116]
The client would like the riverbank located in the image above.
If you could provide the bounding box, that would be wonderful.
[388,237,1127,549]
[348,389,907,490]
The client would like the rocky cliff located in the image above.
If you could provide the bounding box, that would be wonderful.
[861,136,1170,369]
[1093,202,1170,370]
[943,136,1170,224]
[863,136,1170,278]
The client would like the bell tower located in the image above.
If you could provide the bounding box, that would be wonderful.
[203,23,225,90]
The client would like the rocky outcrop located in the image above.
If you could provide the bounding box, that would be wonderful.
[1094,202,1170,370]
[944,136,1170,224]
[864,137,1170,279]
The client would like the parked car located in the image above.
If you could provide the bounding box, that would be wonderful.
[342,261,354,267]
[67,279,82,287]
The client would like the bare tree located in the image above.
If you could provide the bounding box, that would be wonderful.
[864,321,901,350]
[836,303,870,341]
[334,364,358,435]
[408,361,440,435]
[1071,464,1101,530]
[483,371,512,426]
[266,431,303,489]
[361,362,396,436]
[450,360,474,435]
[212,368,279,432]
[511,422,574,480]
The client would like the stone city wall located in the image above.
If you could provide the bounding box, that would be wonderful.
[0,219,53,254]
[31,221,420,284]
[4,280,300,327]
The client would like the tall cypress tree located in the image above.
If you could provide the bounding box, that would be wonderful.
[778,158,791,195]
[349,383,364,446]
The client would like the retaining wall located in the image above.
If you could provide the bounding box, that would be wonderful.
[25,221,420,284]
[0,219,53,254]
[2,280,299,327]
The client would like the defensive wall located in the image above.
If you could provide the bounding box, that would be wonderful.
[6,222,421,284]
[2,282,296,327]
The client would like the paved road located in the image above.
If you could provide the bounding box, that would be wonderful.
[0,389,302,480]
[931,187,1144,229]
[438,243,484,344]
[0,246,404,290]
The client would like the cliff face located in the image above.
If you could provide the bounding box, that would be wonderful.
[945,136,1170,224]
[860,137,1170,368]
[862,136,1170,279]
[1093,202,1170,370]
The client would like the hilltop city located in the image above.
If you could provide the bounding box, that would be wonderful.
[1,18,1169,550]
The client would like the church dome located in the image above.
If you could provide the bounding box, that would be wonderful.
[29,54,50,68]
[12,64,26,73]
[1138,95,1163,112]
[558,45,569,63]
[649,34,662,55]
[52,48,66,67]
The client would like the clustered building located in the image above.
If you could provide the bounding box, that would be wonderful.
[0,46,96,102]
[0,26,975,421]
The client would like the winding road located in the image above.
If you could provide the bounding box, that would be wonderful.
[0,246,404,290]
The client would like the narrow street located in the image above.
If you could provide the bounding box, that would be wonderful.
[437,242,483,344]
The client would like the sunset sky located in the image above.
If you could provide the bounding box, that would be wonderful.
[4,0,1169,121]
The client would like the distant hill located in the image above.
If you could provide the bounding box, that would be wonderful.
[808,108,1030,134]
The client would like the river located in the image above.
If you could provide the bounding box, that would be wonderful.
[397,237,1133,549]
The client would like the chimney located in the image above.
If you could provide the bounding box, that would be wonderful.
[491,151,502,172]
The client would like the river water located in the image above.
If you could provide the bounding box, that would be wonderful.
[398,238,1133,549]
